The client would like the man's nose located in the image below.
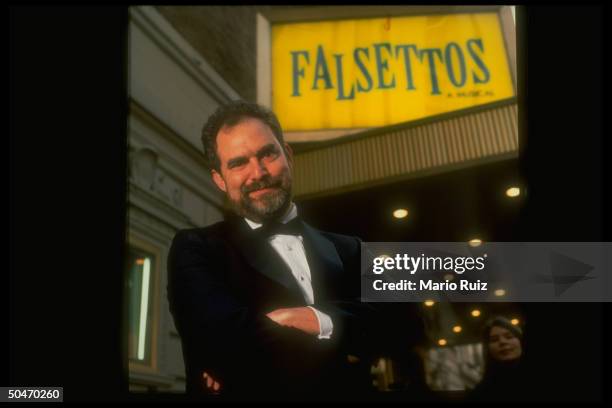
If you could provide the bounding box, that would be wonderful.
[248,158,269,180]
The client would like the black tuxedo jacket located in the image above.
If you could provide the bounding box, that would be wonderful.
[167,216,377,400]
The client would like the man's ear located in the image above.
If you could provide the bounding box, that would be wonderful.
[211,169,227,192]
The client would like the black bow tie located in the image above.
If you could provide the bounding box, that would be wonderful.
[255,217,304,238]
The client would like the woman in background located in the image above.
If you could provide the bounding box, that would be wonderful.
[469,316,528,401]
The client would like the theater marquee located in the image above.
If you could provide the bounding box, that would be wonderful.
[271,12,515,131]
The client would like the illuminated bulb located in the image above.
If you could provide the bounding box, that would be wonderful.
[511,318,520,326]
[444,273,455,281]
[393,209,409,219]
[471,309,481,317]
[438,339,447,346]
[469,239,482,247]
[136,259,145,265]
[424,300,435,307]
[453,325,462,333]
[494,289,506,297]
[506,187,521,198]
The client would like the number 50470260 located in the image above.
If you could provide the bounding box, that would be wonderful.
[2,387,62,401]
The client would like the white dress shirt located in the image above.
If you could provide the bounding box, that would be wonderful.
[244,203,333,339]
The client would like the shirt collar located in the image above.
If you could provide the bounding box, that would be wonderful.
[244,202,297,230]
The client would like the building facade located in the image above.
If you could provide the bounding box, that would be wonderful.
[126,5,518,392]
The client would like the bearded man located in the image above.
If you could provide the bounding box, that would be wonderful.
[167,101,377,400]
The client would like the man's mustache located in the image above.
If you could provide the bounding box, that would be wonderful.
[241,176,284,195]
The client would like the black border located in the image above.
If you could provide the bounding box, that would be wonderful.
[9,6,128,402]
[9,4,609,406]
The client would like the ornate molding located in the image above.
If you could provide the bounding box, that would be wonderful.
[129,147,184,209]
[129,101,224,210]
[128,181,196,233]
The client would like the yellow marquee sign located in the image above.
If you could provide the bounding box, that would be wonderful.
[271,12,515,131]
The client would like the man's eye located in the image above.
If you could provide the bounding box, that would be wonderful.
[228,161,246,169]
[263,150,278,159]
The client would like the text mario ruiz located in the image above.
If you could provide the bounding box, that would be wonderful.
[371,253,488,292]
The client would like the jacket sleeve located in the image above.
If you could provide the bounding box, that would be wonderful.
[312,236,425,360]
[310,236,380,358]
[166,229,334,393]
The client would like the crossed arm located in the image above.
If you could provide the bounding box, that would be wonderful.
[202,306,320,392]
[167,231,337,394]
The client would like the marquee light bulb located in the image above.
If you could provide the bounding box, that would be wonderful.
[494,289,506,297]
[469,239,482,247]
[506,187,520,198]
[393,209,408,219]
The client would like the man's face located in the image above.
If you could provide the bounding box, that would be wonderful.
[488,326,522,361]
[211,117,293,223]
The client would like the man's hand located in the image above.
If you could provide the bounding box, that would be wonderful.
[266,307,320,335]
[202,371,221,394]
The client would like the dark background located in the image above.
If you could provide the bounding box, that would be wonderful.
[9,5,608,404]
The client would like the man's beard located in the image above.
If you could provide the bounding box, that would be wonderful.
[229,170,292,223]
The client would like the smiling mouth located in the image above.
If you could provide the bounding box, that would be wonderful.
[248,187,277,197]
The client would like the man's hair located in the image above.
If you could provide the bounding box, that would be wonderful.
[201,100,285,171]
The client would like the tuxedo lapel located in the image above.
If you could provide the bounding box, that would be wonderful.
[227,217,303,295]
[300,222,345,303]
